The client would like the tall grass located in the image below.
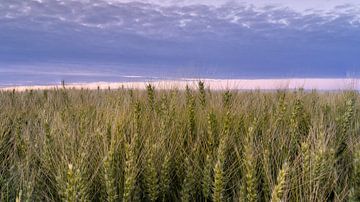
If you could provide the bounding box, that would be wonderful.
[0,84,359,201]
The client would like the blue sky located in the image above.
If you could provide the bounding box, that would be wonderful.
[1,0,360,81]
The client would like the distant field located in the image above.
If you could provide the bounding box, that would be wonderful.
[0,83,359,201]
[1,78,359,91]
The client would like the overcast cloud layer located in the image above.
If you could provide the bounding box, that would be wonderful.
[1,0,360,82]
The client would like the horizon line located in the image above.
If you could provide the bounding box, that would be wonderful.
[1,78,359,92]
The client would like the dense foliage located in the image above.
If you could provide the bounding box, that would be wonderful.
[0,84,359,201]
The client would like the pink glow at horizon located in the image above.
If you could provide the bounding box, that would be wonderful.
[1,78,359,91]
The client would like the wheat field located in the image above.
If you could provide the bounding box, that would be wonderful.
[0,83,359,201]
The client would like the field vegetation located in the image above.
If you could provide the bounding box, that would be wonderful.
[0,83,359,201]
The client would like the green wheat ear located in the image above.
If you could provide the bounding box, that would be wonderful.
[160,152,171,201]
[241,122,258,202]
[123,143,137,202]
[144,145,159,201]
[198,81,206,108]
[271,162,289,202]
[181,157,195,202]
[202,154,213,200]
[212,159,224,202]
[58,163,89,202]
[222,91,232,109]
[340,98,355,136]
[146,84,155,112]
[186,94,196,141]
[104,142,118,202]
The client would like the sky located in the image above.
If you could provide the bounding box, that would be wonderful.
[1,0,360,85]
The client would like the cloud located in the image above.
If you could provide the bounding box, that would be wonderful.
[98,0,360,11]
[0,0,360,78]
[2,0,359,37]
